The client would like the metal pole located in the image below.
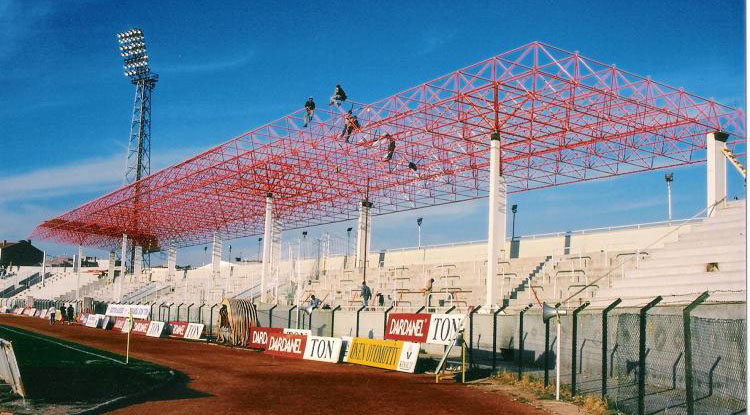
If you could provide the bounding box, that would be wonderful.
[556,318,561,400]
[544,318,550,387]
[667,180,673,223]
[209,303,218,341]
[261,193,273,303]
[268,304,277,327]
[383,304,395,334]
[330,305,341,337]
[571,301,589,396]
[287,305,297,328]
[601,298,622,397]
[469,305,482,368]
[417,224,421,248]
[355,304,366,337]
[638,296,663,415]
[684,292,709,415]
[492,305,507,372]
[518,305,529,380]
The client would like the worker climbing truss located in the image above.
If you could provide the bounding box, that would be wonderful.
[31,41,745,249]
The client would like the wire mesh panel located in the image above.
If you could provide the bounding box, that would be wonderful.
[689,316,746,415]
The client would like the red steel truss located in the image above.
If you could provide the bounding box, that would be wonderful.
[31,42,745,249]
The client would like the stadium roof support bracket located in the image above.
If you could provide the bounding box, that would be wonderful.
[29,41,746,250]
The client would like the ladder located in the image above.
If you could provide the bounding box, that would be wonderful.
[721,147,746,179]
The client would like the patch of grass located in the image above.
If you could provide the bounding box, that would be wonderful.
[489,371,615,415]
[0,324,173,404]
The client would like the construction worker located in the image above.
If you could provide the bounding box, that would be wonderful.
[329,84,347,106]
[383,133,396,161]
[341,110,360,142]
[303,97,315,127]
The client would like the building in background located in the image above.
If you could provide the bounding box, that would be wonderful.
[0,240,43,267]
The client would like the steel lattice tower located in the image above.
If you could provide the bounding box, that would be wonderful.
[116,28,159,270]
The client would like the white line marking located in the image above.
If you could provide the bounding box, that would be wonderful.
[0,325,126,365]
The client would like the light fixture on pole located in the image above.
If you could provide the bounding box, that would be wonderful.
[511,204,518,240]
[542,302,567,401]
[664,173,673,223]
[416,217,423,248]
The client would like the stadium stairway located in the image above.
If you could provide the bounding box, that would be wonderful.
[592,199,746,307]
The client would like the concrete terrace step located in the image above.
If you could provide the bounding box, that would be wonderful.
[614,271,745,289]
[675,230,745,244]
[677,221,745,237]
[597,279,745,299]
[631,260,746,278]
[647,244,745,259]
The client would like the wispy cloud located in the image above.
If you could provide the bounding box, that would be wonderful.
[420,30,456,55]
[0,146,202,204]
[160,53,254,74]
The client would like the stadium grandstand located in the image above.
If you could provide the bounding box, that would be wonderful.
[4,41,746,415]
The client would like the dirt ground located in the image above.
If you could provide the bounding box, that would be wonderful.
[469,382,588,415]
[1,314,548,415]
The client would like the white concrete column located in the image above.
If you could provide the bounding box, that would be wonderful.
[486,132,506,309]
[167,242,177,281]
[355,200,372,269]
[706,131,728,216]
[118,233,127,302]
[133,245,143,279]
[261,193,273,303]
[212,231,222,279]
[41,251,46,287]
[107,251,115,282]
[76,245,83,301]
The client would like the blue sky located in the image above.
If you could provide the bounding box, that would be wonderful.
[0,0,745,265]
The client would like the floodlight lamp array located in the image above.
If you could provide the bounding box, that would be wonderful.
[116,28,151,79]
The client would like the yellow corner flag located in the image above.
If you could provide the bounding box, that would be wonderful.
[126,311,133,364]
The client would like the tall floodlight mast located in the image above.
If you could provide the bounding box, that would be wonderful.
[116,28,158,271]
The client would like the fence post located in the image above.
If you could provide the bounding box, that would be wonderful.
[492,305,508,372]
[159,302,165,321]
[209,303,218,341]
[684,291,709,415]
[545,317,550,387]
[330,305,341,337]
[445,305,456,314]
[571,301,589,396]
[469,305,482,368]
[287,305,297,328]
[268,304,278,327]
[638,296,662,415]
[601,298,622,397]
[309,309,313,331]
[187,303,194,323]
[415,306,425,314]
[176,302,185,321]
[355,305,366,337]
[197,303,205,323]
[518,304,531,380]
[383,304,395,334]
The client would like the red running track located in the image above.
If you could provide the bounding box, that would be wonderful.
[0,314,543,415]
